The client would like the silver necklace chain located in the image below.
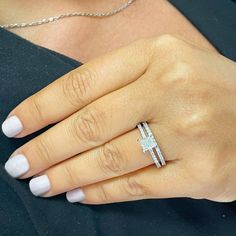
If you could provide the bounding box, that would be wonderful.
[0,0,135,29]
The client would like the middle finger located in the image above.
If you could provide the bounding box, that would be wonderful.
[5,79,154,179]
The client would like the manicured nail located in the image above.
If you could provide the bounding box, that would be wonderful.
[29,175,51,196]
[66,188,85,203]
[5,154,30,178]
[2,115,23,137]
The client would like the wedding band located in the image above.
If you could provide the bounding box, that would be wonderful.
[137,122,166,168]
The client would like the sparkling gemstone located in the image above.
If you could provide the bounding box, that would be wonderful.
[140,136,157,152]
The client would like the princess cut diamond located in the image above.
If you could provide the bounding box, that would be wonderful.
[140,136,157,152]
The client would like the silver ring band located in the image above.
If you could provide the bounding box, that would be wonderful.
[137,122,166,168]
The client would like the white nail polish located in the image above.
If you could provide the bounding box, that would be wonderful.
[29,175,51,196]
[5,154,30,178]
[66,188,85,203]
[2,115,23,137]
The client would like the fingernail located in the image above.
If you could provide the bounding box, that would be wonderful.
[2,115,23,137]
[5,154,30,178]
[29,175,51,196]
[66,188,85,203]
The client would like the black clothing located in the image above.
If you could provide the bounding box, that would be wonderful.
[0,1,236,235]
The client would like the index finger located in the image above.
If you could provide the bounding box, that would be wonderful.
[2,39,154,138]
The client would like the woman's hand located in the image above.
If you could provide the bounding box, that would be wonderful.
[2,35,236,204]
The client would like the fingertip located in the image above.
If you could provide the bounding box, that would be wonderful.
[66,188,86,203]
[4,154,30,178]
[29,175,51,197]
[1,115,23,138]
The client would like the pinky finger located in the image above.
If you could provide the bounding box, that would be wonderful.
[66,161,192,205]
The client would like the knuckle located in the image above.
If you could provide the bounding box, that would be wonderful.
[176,107,214,140]
[159,61,195,86]
[122,176,148,197]
[98,142,127,176]
[97,184,113,202]
[152,34,190,60]
[157,34,177,42]
[72,107,104,144]
[62,67,96,107]
[30,95,48,123]
[155,34,180,49]
[34,137,52,165]
[63,164,79,187]
[171,61,195,80]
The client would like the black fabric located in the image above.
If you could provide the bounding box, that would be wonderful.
[0,1,236,235]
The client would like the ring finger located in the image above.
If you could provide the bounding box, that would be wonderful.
[28,125,174,197]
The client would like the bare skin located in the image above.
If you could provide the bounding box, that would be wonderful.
[0,0,216,62]
[2,35,236,204]
[3,0,236,204]
[3,1,236,205]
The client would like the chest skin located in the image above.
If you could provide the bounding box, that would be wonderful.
[0,0,216,62]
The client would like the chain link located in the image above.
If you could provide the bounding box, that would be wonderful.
[0,0,135,29]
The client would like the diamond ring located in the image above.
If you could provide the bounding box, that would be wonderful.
[137,122,166,168]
